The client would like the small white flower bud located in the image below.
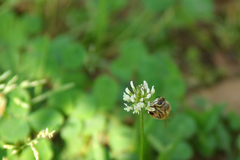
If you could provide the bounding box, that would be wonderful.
[151,86,155,94]
[125,87,131,95]
[146,93,151,99]
[130,81,135,90]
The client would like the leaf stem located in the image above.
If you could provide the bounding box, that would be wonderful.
[140,109,144,160]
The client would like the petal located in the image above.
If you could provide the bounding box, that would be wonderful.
[151,86,155,94]
[143,80,148,89]
[123,93,131,101]
[146,93,151,99]
[125,87,131,95]
[130,81,135,90]
[130,94,135,103]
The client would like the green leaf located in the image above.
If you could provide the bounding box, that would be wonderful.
[89,134,108,160]
[21,36,50,78]
[138,54,186,110]
[110,39,149,81]
[236,134,240,151]
[171,141,193,160]
[108,119,135,155]
[22,14,42,35]
[175,0,214,25]
[7,87,30,117]
[73,93,97,120]
[0,12,27,49]
[92,75,119,110]
[20,139,53,160]
[195,133,216,158]
[62,43,86,69]
[61,137,85,159]
[0,118,30,143]
[142,0,177,11]
[84,114,106,135]
[61,116,82,139]
[227,111,240,131]
[147,113,196,151]
[215,123,231,152]
[28,108,64,132]
[49,35,86,70]
[48,90,78,116]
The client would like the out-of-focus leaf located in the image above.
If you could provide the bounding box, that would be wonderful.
[0,118,30,143]
[108,119,135,156]
[171,141,193,160]
[142,0,177,11]
[48,90,78,116]
[175,0,214,25]
[227,111,240,131]
[204,105,224,132]
[108,0,127,12]
[73,93,97,120]
[22,14,42,35]
[0,50,20,73]
[147,113,196,151]
[7,87,30,117]
[21,36,50,78]
[195,132,216,158]
[138,53,186,111]
[20,139,53,160]
[28,108,64,132]
[188,104,224,133]
[48,35,86,70]
[89,134,108,160]
[215,123,231,152]
[92,75,119,110]
[61,137,85,159]
[62,43,86,69]
[0,12,27,49]
[237,134,240,151]
[0,146,6,160]
[60,72,88,89]
[84,114,106,135]
[61,116,82,139]
[110,39,149,81]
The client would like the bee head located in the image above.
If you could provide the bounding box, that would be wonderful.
[157,97,165,105]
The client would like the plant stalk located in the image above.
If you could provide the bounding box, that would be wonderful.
[140,110,144,160]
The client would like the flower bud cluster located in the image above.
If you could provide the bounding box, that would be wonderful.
[123,81,155,114]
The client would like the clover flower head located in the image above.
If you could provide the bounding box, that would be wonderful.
[123,80,155,114]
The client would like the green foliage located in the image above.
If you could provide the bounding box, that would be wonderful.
[93,75,119,110]
[28,108,64,132]
[0,118,30,143]
[0,0,240,159]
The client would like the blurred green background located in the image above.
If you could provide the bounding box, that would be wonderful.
[0,0,240,159]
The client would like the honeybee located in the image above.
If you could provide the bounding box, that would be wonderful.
[148,97,173,130]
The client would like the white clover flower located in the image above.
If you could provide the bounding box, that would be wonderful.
[133,104,141,114]
[130,94,136,103]
[145,102,155,111]
[123,80,155,115]
[124,103,132,112]
[123,92,131,102]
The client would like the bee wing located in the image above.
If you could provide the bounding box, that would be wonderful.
[151,98,159,106]
[164,113,168,130]
[168,110,173,119]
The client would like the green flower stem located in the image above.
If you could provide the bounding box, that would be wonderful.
[140,109,144,160]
